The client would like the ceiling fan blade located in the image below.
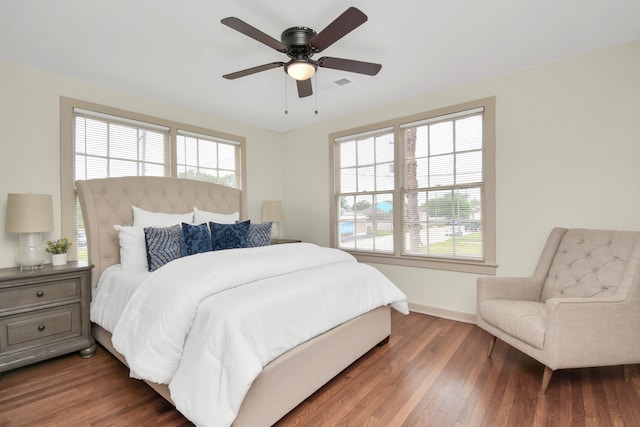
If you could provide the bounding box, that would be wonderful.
[309,7,368,53]
[318,57,382,76]
[297,79,313,98]
[221,17,287,52]
[223,62,284,80]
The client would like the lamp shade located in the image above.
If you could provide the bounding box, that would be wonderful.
[5,193,54,233]
[262,200,283,222]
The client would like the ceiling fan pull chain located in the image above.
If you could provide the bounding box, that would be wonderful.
[314,75,318,115]
[284,74,288,115]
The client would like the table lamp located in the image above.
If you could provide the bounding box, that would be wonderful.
[5,193,54,270]
[262,200,283,239]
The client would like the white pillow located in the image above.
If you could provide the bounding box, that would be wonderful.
[114,225,148,270]
[193,207,239,224]
[132,205,193,227]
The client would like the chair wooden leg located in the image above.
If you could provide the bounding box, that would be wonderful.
[623,364,631,382]
[540,366,553,394]
[487,336,497,358]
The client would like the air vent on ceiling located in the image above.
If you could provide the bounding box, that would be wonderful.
[333,77,353,87]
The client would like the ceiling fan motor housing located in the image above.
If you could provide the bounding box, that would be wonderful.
[281,27,317,58]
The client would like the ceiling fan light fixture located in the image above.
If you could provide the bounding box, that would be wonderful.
[285,60,317,81]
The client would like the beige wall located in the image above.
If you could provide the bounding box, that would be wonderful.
[281,41,640,320]
[0,61,284,268]
[1,41,639,321]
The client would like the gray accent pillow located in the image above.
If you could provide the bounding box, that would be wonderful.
[248,222,272,247]
[144,224,182,271]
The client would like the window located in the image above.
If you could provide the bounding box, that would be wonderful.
[74,109,169,180]
[336,128,395,253]
[176,130,239,187]
[330,98,496,274]
[60,97,246,262]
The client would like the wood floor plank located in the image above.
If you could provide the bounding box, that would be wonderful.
[1,311,639,426]
[393,323,473,426]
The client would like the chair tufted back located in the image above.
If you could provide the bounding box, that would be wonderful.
[541,229,640,301]
[76,176,244,287]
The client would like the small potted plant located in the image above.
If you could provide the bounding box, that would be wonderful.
[46,237,72,266]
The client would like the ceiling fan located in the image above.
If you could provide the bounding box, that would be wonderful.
[221,7,382,98]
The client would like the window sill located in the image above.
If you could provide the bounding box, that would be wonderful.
[347,251,497,275]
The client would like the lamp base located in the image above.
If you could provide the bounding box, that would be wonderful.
[271,222,280,240]
[17,232,46,271]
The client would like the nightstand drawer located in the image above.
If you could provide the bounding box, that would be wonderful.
[0,279,80,311]
[0,304,81,355]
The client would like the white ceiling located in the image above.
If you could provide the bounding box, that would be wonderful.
[1,1,639,132]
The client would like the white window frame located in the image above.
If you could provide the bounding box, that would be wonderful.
[330,97,496,275]
[60,97,246,261]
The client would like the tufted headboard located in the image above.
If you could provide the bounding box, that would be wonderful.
[76,176,245,287]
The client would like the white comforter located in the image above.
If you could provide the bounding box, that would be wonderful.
[110,243,408,427]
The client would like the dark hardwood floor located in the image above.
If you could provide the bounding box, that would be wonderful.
[1,311,639,426]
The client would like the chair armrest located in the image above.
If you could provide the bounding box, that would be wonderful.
[545,295,629,323]
[543,296,640,367]
[546,296,637,341]
[477,276,544,302]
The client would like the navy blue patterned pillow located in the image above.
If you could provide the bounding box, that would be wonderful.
[248,222,272,247]
[210,220,250,251]
[144,225,182,272]
[180,222,212,256]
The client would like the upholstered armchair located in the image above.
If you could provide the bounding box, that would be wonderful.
[477,227,640,393]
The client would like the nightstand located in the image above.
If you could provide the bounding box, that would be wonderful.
[271,239,302,244]
[0,262,95,373]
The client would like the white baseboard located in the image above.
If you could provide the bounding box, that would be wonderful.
[408,303,477,324]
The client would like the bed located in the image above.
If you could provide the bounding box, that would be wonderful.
[76,176,408,427]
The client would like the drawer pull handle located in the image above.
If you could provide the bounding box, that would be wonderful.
[36,291,44,297]
[38,325,46,332]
